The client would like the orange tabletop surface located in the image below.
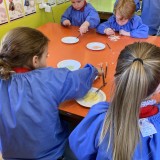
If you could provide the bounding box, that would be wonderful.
[38,22,160,119]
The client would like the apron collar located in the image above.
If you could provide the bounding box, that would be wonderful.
[13,67,31,73]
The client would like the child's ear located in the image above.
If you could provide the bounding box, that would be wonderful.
[32,55,39,68]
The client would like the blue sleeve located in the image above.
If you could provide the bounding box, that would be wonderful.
[96,16,115,34]
[61,6,72,25]
[69,102,109,160]
[115,0,140,11]
[130,15,149,38]
[85,4,100,28]
[59,64,98,102]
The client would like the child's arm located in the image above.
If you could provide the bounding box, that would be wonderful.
[61,6,72,26]
[130,15,149,38]
[104,28,115,36]
[69,102,109,159]
[63,20,71,26]
[59,64,98,102]
[84,4,100,29]
[119,30,130,36]
[79,21,89,35]
[96,16,115,35]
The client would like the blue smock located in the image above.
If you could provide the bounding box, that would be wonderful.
[96,15,149,38]
[141,0,160,35]
[115,0,140,11]
[0,64,97,160]
[69,101,160,160]
[61,3,100,28]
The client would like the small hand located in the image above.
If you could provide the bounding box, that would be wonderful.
[79,21,89,35]
[104,28,115,35]
[79,25,88,35]
[63,20,71,26]
[119,29,130,36]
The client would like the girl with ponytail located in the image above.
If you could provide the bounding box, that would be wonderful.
[69,42,160,160]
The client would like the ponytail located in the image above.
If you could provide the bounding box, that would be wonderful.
[100,42,160,160]
[0,58,13,80]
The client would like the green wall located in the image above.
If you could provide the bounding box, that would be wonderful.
[0,2,70,39]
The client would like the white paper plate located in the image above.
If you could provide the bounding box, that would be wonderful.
[61,36,79,44]
[76,87,106,108]
[86,42,106,50]
[57,59,81,71]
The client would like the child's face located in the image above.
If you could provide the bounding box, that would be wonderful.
[115,12,129,26]
[71,0,85,10]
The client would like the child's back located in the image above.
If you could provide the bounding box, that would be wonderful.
[0,27,98,159]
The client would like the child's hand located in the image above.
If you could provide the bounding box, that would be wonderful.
[96,68,103,76]
[79,21,90,35]
[63,20,71,26]
[104,28,115,35]
[119,30,130,36]
[79,25,88,34]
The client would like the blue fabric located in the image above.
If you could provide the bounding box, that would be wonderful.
[115,0,140,11]
[61,3,100,28]
[0,139,1,152]
[69,102,160,160]
[96,15,149,38]
[0,64,98,160]
[141,0,160,35]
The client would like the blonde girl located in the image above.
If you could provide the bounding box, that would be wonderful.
[69,42,160,160]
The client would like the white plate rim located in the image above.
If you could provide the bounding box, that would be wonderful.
[76,87,106,108]
[57,59,81,71]
[61,36,79,44]
[86,42,106,50]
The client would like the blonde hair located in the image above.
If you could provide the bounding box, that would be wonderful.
[100,42,160,160]
[0,27,49,80]
[114,0,136,19]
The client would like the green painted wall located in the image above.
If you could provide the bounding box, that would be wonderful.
[0,2,70,39]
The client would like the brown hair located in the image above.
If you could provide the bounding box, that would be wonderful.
[114,0,136,19]
[0,27,49,79]
[100,42,160,160]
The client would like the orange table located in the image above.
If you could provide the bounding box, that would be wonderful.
[38,22,160,122]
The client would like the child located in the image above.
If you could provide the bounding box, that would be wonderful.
[61,0,100,35]
[69,42,160,160]
[0,27,98,159]
[97,0,149,38]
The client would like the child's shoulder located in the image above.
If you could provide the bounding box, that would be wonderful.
[130,15,142,22]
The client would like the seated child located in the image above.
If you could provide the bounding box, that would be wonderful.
[0,27,98,159]
[97,0,149,38]
[61,0,100,35]
[69,42,160,160]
